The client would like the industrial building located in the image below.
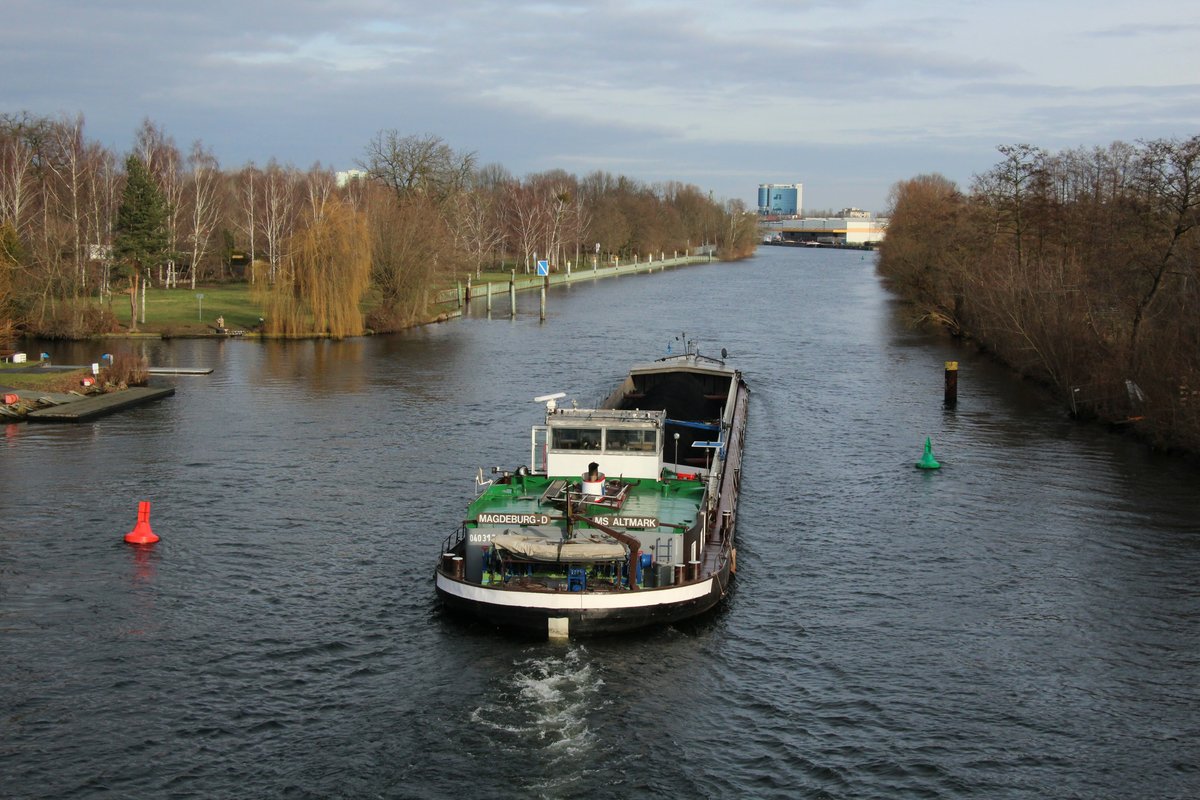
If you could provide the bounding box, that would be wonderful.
[757,181,885,245]
[758,183,803,216]
[760,216,886,246]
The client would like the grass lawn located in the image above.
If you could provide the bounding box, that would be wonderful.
[109,284,265,334]
[0,365,91,394]
[97,270,485,336]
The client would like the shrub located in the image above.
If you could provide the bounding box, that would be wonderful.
[32,302,121,339]
[100,351,148,389]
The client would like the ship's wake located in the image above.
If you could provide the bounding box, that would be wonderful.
[469,645,610,795]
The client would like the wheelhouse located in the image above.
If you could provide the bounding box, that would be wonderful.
[533,408,665,480]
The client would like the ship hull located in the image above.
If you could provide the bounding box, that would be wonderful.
[435,558,732,636]
[435,349,748,638]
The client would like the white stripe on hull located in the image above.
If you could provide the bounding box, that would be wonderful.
[436,572,715,610]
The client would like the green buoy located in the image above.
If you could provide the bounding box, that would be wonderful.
[916,437,941,470]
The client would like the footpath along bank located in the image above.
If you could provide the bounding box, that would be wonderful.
[434,251,716,316]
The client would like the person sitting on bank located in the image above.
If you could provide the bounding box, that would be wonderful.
[215,315,225,332]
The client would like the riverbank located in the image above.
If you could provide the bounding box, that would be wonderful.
[433,251,715,312]
[0,359,167,422]
[3,251,719,421]
[878,145,1200,456]
[20,251,718,342]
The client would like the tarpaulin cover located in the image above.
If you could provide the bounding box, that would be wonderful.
[491,534,627,562]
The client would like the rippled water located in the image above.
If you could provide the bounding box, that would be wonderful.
[3,248,1199,798]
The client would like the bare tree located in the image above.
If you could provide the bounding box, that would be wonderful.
[259,160,297,283]
[236,164,259,282]
[86,144,119,296]
[457,184,503,277]
[366,190,460,328]
[185,141,221,289]
[505,180,545,273]
[302,164,337,223]
[0,124,35,234]
[1127,135,1200,371]
[972,144,1047,269]
[528,171,577,271]
[44,116,82,294]
[358,131,476,206]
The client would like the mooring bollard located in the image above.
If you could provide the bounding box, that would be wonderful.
[944,361,959,408]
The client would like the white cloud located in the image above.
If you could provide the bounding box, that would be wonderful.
[2,0,1198,212]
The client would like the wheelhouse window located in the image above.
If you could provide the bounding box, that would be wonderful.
[605,428,657,452]
[553,427,603,450]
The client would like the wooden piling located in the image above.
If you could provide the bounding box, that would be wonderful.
[540,286,546,321]
[944,361,958,408]
[509,270,516,317]
[485,280,492,313]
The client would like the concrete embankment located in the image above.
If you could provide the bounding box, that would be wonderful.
[434,252,716,310]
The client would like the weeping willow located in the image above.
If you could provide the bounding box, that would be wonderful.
[255,201,372,338]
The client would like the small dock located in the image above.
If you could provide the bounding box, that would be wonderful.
[25,387,175,423]
[147,367,213,375]
[50,365,213,375]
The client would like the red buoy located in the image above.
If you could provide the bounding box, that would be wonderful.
[124,501,159,545]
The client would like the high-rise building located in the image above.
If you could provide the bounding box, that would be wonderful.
[757,183,803,216]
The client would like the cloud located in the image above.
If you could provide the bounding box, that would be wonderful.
[1085,22,1200,38]
[3,0,1198,213]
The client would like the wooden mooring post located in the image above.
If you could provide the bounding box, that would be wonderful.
[944,361,958,408]
[485,280,492,313]
[509,270,516,318]
[540,286,546,321]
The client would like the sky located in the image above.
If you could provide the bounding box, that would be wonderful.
[4,0,1199,214]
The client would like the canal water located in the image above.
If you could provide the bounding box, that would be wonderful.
[2,247,1198,798]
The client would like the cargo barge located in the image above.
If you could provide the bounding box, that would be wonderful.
[435,341,749,638]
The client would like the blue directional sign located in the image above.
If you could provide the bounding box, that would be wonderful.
[536,260,549,276]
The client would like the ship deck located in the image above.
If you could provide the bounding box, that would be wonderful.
[467,473,706,530]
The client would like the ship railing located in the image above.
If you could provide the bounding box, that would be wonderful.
[440,523,467,557]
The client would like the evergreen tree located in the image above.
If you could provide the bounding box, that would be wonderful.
[113,155,168,331]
